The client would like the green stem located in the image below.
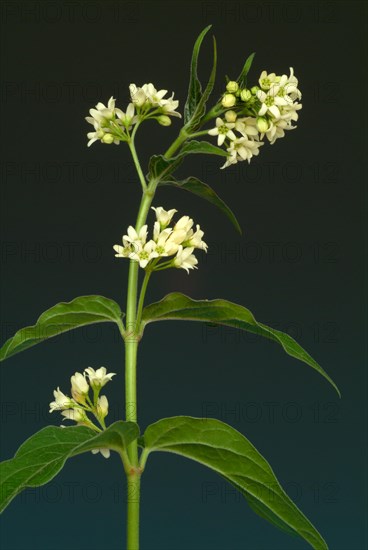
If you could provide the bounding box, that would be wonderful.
[124,125,189,549]
[135,270,151,332]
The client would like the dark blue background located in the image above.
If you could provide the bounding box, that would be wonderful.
[0,1,366,549]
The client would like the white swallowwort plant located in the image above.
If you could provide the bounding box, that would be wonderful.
[0,26,339,550]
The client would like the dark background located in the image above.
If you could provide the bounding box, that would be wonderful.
[0,1,366,549]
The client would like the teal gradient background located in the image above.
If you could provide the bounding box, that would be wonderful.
[0,1,366,549]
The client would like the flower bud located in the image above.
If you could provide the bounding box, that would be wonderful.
[224,110,237,123]
[240,89,252,102]
[221,94,236,108]
[251,86,260,95]
[157,115,172,126]
[102,133,114,144]
[71,372,89,403]
[61,408,86,422]
[226,81,239,93]
[256,116,270,133]
[97,395,109,419]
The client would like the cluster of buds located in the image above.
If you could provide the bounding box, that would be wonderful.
[85,83,181,147]
[113,207,207,273]
[209,68,302,168]
[49,367,116,458]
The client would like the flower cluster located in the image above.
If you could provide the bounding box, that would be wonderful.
[209,68,302,168]
[113,207,207,273]
[49,367,116,458]
[85,83,181,147]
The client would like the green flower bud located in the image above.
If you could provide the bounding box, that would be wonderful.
[157,115,172,126]
[240,89,252,102]
[251,85,260,95]
[224,110,237,123]
[102,133,115,144]
[221,94,236,108]
[256,116,270,133]
[226,81,239,93]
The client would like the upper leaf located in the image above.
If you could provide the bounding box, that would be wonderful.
[141,416,328,550]
[142,293,340,396]
[237,52,256,88]
[148,140,227,183]
[160,176,241,234]
[0,421,139,513]
[184,25,212,124]
[0,295,124,362]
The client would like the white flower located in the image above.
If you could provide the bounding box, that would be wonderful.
[49,387,73,413]
[160,93,181,118]
[257,89,289,119]
[208,117,236,146]
[70,372,89,402]
[115,103,138,127]
[61,408,86,422]
[259,71,278,91]
[221,137,264,168]
[130,239,158,268]
[97,395,109,418]
[184,225,208,252]
[153,223,178,256]
[235,117,259,139]
[152,207,177,228]
[141,83,168,106]
[129,84,147,107]
[91,448,110,459]
[89,96,116,123]
[84,367,116,389]
[174,246,198,273]
[262,118,296,144]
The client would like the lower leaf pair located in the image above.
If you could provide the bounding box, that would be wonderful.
[0,416,328,550]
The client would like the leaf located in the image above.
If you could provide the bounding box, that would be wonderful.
[185,36,217,133]
[184,25,212,124]
[142,293,340,396]
[0,421,139,513]
[0,295,124,362]
[141,416,328,550]
[160,176,241,234]
[237,52,256,88]
[147,141,227,182]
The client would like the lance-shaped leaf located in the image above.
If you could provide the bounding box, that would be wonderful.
[148,141,227,182]
[237,52,256,88]
[0,421,139,513]
[0,295,125,362]
[141,293,340,396]
[160,176,241,234]
[184,25,212,124]
[141,416,328,550]
[185,36,217,133]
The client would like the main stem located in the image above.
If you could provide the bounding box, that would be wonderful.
[124,129,188,550]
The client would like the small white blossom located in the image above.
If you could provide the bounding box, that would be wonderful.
[184,225,208,252]
[152,207,177,228]
[257,89,289,119]
[61,409,86,422]
[84,367,116,389]
[115,103,138,127]
[208,117,237,146]
[49,388,73,413]
[221,137,264,169]
[235,117,259,139]
[259,71,278,91]
[129,240,158,268]
[129,84,147,107]
[91,448,111,459]
[174,246,198,273]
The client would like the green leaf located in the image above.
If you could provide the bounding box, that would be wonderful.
[141,416,328,550]
[142,293,340,396]
[148,141,227,183]
[0,421,139,513]
[237,52,256,88]
[0,295,124,362]
[160,176,241,234]
[185,36,217,133]
[184,25,212,124]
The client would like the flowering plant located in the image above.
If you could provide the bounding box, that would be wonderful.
[0,26,339,550]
